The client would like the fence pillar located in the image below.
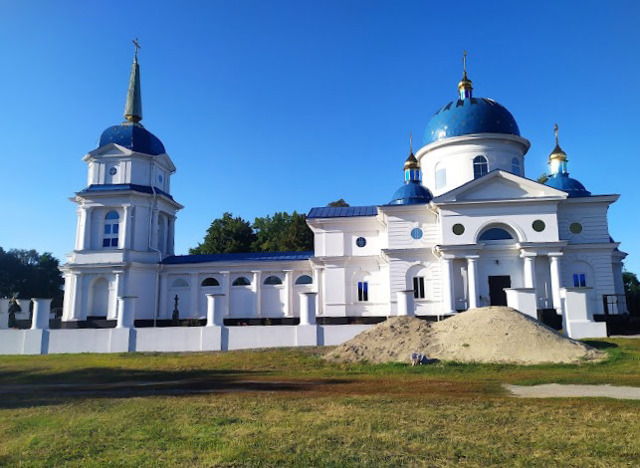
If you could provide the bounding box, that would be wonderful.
[17,299,31,320]
[31,299,52,330]
[0,298,9,329]
[117,296,137,329]
[206,294,226,327]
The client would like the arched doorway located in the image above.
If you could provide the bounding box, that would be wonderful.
[89,277,110,317]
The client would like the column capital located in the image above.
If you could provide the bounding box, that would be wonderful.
[465,255,480,261]
[549,252,564,259]
[519,251,538,258]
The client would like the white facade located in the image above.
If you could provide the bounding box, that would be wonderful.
[60,60,627,332]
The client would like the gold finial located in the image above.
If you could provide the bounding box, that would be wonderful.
[132,37,141,61]
[409,132,413,154]
[458,50,473,99]
[549,122,567,172]
[554,123,559,145]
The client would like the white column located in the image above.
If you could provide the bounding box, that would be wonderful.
[441,257,455,314]
[72,273,83,320]
[150,208,159,251]
[113,271,123,320]
[252,271,262,318]
[314,267,324,316]
[206,294,225,326]
[221,271,230,318]
[117,296,137,328]
[396,291,415,316]
[549,254,563,312]
[159,274,169,319]
[521,253,537,289]
[299,292,317,325]
[122,205,133,249]
[190,272,199,318]
[466,256,479,310]
[284,270,293,317]
[31,299,52,330]
[0,298,8,329]
[77,206,91,250]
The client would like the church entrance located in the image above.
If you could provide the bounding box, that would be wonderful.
[488,275,511,306]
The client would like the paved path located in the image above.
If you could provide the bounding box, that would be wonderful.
[505,383,640,400]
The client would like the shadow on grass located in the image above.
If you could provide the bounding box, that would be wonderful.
[0,367,351,409]
[583,340,619,350]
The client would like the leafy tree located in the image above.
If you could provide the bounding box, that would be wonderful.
[283,212,314,251]
[327,199,349,207]
[0,248,64,307]
[189,212,256,255]
[623,271,640,295]
[537,173,549,184]
[252,211,313,252]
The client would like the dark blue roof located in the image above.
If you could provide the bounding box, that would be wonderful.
[77,184,174,200]
[544,173,591,198]
[424,97,520,145]
[307,206,378,219]
[99,122,166,155]
[163,251,314,265]
[388,181,433,205]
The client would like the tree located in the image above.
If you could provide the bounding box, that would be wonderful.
[252,211,313,252]
[537,173,549,184]
[623,271,640,295]
[0,248,64,308]
[189,212,255,255]
[327,199,349,207]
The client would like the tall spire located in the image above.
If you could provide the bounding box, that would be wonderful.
[124,38,143,123]
[458,50,473,99]
[548,123,568,175]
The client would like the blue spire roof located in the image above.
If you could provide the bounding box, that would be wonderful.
[424,97,520,145]
[544,172,591,198]
[96,45,166,156]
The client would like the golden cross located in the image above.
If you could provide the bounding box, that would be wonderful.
[132,38,141,58]
[409,132,413,153]
[554,123,559,144]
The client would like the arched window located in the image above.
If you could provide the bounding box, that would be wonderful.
[473,155,488,179]
[295,275,313,285]
[478,227,514,241]
[103,210,120,248]
[511,157,521,176]
[263,275,282,285]
[232,276,251,286]
[171,278,189,288]
[201,277,220,287]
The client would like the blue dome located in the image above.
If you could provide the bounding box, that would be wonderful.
[424,97,520,145]
[388,181,433,205]
[544,172,591,198]
[99,122,166,155]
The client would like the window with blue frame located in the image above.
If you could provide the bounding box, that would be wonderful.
[573,273,586,288]
[103,210,120,248]
[357,281,369,302]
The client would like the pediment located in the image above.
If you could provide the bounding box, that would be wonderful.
[84,143,134,160]
[434,170,567,203]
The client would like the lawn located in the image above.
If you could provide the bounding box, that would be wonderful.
[0,339,639,466]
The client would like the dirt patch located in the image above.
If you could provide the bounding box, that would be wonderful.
[505,384,640,400]
[325,307,606,365]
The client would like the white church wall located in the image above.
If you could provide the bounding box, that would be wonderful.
[476,249,524,306]
[383,208,440,250]
[557,201,611,244]
[561,249,617,314]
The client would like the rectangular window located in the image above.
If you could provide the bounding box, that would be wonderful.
[435,168,446,190]
[357,281,369,302]
[111,238,119,247]
[104,225,111,234]
[113,224,119,234]
[413,277,425,299]
[573,273,586,287]
[102,238,110,247]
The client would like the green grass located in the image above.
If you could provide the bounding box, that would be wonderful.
[0,339,639,466]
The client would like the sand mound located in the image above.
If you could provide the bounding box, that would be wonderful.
[325,307,606,365]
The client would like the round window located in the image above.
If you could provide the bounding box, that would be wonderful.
[570,222,583,234]
[109,167,117,176]
[410,228,423,240]
[356,237,366,248]
[452,224,465,236]
[532,220,546,232]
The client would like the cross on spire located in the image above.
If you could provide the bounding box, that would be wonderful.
[409,132,413,154]
[132,37,141,60]
[554,123,559,145]
[463,50,467,77]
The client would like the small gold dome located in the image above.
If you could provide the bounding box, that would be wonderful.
[549,124,567,162]
[404,152,420,170]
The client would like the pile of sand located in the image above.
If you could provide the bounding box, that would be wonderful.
[325,307,605,365]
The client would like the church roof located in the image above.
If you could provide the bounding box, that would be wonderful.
[77,183,174,200]
[424,97,520,145]
[544,172,591,198]
[163,251,314,264]
[99,123,166,155]
[387,180,433,205]
[307,206,378,219]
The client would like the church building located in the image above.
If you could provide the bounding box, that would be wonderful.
[60,50,627,327]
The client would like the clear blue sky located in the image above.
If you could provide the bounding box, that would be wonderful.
[1,0,639,271]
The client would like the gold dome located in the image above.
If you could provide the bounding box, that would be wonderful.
[549,124,567,162]
[404,152,419,170]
